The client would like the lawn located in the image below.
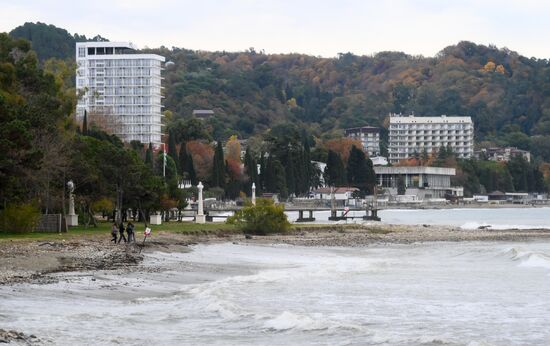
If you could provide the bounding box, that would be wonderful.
[0,220,240,242]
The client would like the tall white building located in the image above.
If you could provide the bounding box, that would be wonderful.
[388,114,474,163]
[76,42,165,146]
[344,126,381,156]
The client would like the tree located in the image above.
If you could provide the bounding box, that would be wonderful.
[145,142,154,169]
[82,110,88,135]
[167,130,178,170]
[324,150,346,186]
[212,141,225,188]
[346,145,375,194]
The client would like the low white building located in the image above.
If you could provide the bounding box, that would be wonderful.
[374,166,463,199]
[312,187,359,200]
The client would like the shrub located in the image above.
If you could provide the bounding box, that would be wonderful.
[227,198,290,235]
[0,203,41,233]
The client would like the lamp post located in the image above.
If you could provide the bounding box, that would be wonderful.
[252,183,256,206]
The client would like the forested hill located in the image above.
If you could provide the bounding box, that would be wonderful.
[9,23,550,159]
[9,22,108,61]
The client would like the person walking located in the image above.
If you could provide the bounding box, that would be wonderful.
[126,222,135,243]
[111,223,118,243]
[117,222,127,244]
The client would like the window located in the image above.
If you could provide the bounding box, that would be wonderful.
[88,47,95,55]
[78,47,86,57]
[106,47,113,54]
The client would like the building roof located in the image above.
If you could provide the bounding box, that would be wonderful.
[344,126,380,135]
[374,166,456,175]
[389,114,472,124]
[313,187,359,194]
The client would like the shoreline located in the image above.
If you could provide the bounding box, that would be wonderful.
[2,223,550,286]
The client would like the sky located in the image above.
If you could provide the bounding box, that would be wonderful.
[1,0,549,58]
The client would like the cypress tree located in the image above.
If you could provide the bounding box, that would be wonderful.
[346,145,375,194]
[145,142,153,169]
[178,141,188,177]
[324,150,346,186]
[187,152,197,185]
[82,110,88,135]
[167,130,178,171]
[286,152,296,196]
[212,141,225,187]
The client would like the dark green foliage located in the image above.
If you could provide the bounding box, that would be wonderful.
[324,150,346,186]
[264,156,288,198]
[82,110,88,134]
[227,198,290,235]
[9,22,107,62]
[145,143,154,169]
[212,141,225,188]
[346,145,375,195]
[167,130,178,170]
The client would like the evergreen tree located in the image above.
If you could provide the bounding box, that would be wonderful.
[285,151,296,196]
[346,145,375,194]
[167,130,178,171]
[324,150,346,186]
[145,142,153,169]
[244,148,258,195]
[265,156,287,198]
[212,141,225,187]
[82,110,88,135]
[178,141,188,177]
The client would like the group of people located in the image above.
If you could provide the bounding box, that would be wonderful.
[111,222,135,244]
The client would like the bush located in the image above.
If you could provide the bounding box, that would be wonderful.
[227,198,290,235]
[0,203,41,233]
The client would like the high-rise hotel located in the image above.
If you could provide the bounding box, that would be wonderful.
[388,114,474,163]
[76,42,165,146]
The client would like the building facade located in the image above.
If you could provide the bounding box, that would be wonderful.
[374,166,463,199]
[344,126,380,156]
[475,147,531,163]
[76,42,165,146]
[388,114,474,163]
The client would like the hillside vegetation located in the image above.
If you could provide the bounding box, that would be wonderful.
[9,23,550,160]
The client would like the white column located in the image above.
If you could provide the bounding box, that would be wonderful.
[196,181,206,224]
[252,183,256,206]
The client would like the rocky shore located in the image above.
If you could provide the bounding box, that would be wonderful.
[2,223,550,286]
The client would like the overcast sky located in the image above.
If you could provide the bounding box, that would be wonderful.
[1,0,549,58]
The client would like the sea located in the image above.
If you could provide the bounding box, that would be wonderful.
[1,207,550,345]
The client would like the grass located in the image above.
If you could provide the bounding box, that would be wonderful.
[0,220,240,242]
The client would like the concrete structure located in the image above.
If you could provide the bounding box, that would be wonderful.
[196,182,206,224]
[150,213,162,225]
[251,183,256,205]
[388,114,474,163]
[371,156,388,166]
[76,42,165,146]
[344,126,380,156]
[476,147,531,163]
[312,187,359,200]
[374,166,463,199]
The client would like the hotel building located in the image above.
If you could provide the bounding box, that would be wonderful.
[76,42,165,146]
[344,126,381,157]
[388,114,474,163]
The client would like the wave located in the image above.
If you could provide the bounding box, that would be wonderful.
[262,311,364,333]
[504,247,550,271]
[460,221,550,230]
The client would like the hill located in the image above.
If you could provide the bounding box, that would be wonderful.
[8,23,550,160]
[9,22,108,61]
